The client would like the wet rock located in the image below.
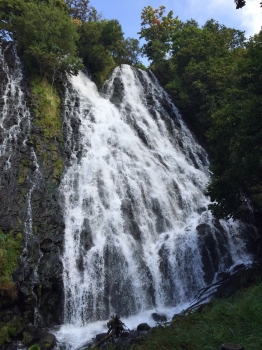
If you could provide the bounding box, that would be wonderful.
[38,253,62,280]
[137,323,151,331]
[196,223,233,285]
[152,312,167,322]
[95,333,107,342]
[38,333,56,350]
[40,238,53,253]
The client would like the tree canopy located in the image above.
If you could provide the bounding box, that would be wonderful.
[140,6,262,219]
[0,0,83,79]
[138,6,181,63]
[0,0,142,84]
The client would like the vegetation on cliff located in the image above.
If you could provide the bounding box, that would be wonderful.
[0,0,142,86]
[0,229,22,300]
[139,6,262,220]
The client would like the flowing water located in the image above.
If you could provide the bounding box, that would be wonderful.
[0,43,31,169]
[0,42,42,327]
[56,65,251,349]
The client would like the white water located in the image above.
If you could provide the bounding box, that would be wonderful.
[57,65,251,348]
[0,43,31,169]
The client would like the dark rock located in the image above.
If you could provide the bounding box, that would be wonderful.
[38,253,62,280]
[152,313,167,322]
[196,223,233,285]
[137,323,151,332]
[95,333,107,342]
[38,333,56,350]
[20,285,31,296]
[0,41,66,337]
[40,238,53,253]
[23,323,42,344]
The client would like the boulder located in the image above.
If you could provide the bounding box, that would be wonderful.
[38,333,56,350]
[137,323,151,332]
[152,312,167,322]
[95,333,107,342]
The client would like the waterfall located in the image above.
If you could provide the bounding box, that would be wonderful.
[0,42,43,327]
[59,63,250,337]
[0,43,31,169]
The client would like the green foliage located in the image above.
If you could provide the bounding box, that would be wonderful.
[0,0,28,38]
[140,10,260,218]
[138,6,181,63]
[1,0,141,85]
[206,31,262,218]
[65,0,90,21]
[131,283,262,350]
[78,19,141,85]
[120,38,142,66]
[163,19,245,141]
[1,0,83,79]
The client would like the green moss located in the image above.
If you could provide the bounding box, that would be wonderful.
[17,158,33,184]
[22,331,33,345]
[53,158,63,179]
[0,316,24,347]
[28,345,41,350]
[30,75,64,183]
[31,76,62,141]
[0,229,23,293]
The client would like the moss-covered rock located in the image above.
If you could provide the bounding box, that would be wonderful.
[0,316,24,347]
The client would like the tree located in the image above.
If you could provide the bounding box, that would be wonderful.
[206,31,262,218]
[11,0,83,79]
[99,19,124,58]
[86,6,102,22]
[77,18,142,84]
[0,0,27,39]
[158,19,245,143]
[120,38,141,66]
[138,6,181,63]
[77,20,117,85]
[64,0,90,21]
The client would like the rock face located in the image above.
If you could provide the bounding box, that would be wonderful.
[0,41,65,346]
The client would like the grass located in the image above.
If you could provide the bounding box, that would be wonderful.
[31,76,62,140]
[30,75,64,182]
[130,283,262,350]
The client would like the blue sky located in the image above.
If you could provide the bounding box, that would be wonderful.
[93,0,261,42]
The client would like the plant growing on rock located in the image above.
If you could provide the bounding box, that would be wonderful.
[0,229,22,300]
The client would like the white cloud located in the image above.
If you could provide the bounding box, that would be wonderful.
[239,0,261,37]
[166,0,261,37]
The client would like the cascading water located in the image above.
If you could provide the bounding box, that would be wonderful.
[57,64,251,348]
[0,43,31,168]
[0,42,43,328]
